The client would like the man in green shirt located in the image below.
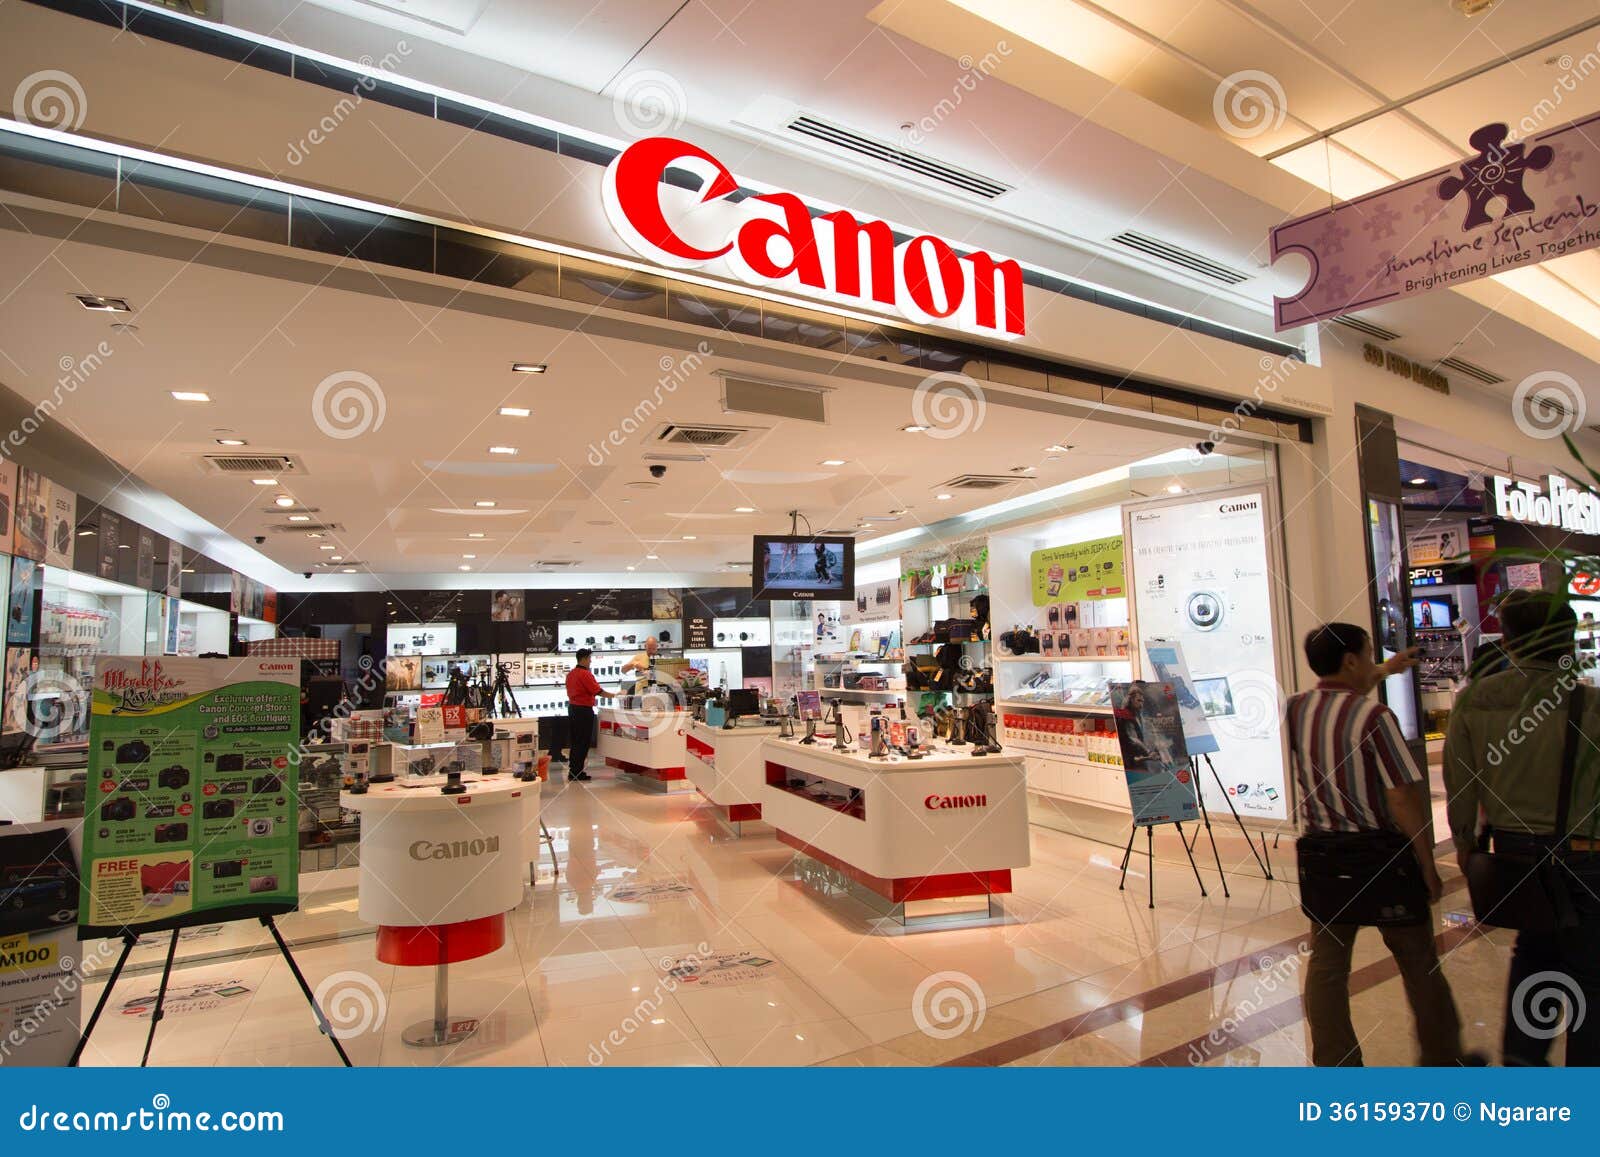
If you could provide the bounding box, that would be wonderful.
[1444,591,1600,1066]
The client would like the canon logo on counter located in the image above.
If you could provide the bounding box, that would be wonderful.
[602,137,1027,340]
[925,793,987,810]
[409,836,500,861]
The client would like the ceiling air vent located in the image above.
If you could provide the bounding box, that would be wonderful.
[534,559,583,568]
[1435,356,1504,385]
[784,114,1012,200]
[818,528,862,536]
[204,454,303,475]
[940,474,1026,491]
[719,375,828,424]
[266,522,343,534]
[651,423,765,451]
[1108,231,1251,286]
[642,452,709,463]
[1331,315,1401,342]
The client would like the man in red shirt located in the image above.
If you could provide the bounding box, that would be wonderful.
[564,649,615,782]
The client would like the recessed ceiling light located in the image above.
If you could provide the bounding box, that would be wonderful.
[274,496,295,508]
[462,554,476,560]
[935,493,953,501]
[498,407,531,418]
[252,478,277,486]
[117,543,130,550]
[182,567,194,574]
[626,566,636,571]
[510,363,547,374]
[319,545,335,551]
[74,294,132,313]
[820,459,847,467]
[215,438,247,447]
[1045,443,1073,453]
[734,506,755,513]
[342,568,357,574]
[287,515,310,522]
[170,391,211,403]
[475,500,496,508]
[901,424,927,433]
[1409,476,1429,485]
[488,446,518,455]
[468,532,486,539]
[306,532,323,539]
[682,535,696,540]
[458,565,471,571]
[646,554,659,560]
[77,529,95,537]
[1166,483,1183,494]
[330,555,342,561]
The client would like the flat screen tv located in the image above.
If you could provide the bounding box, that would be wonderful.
[1411,596,1456,630]
[751,535,855,601]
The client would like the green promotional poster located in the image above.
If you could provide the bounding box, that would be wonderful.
[79,657,302,937]
[1030,536,1125,605]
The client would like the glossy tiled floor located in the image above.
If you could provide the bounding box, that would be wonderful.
[74,771,1532,1067]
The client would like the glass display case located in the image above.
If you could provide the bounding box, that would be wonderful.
[994,655,1132,711]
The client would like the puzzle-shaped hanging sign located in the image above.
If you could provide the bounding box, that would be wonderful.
[1269,115,1600,330]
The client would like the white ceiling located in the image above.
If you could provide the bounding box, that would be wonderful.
[231,0,1600,409]
[0,222,1198,580]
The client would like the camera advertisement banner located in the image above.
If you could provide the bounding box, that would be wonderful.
[1127,492,1288,821]
[1029,535,1124,605]
[79,658,302,937]
[1109,682,1198,827]
[0,822,82,1067]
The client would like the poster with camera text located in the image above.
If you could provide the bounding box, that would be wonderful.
[1030,536,1124,605]
[78,657,301,936]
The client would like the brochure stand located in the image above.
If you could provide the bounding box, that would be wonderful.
[70,916,351,1067]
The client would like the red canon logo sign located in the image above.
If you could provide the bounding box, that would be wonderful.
[602,137,1026,340]
[925,793,987,810]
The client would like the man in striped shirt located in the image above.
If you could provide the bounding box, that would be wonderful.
[1288,623,1468,1066]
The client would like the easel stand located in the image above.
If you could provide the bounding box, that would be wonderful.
[1118,820,1208,909]
[69,916,352,1067]
[1186,754,1274,880]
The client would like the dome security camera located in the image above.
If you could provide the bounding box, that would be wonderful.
[1195,441,1216,456]
[253,535,267,544]
[649,464,667,479]
[303,571,313,580]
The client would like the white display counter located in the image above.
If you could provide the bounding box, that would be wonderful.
[341,774,528,1046]
[597,706,692,792]
[759,738,1029,924]
[685,721,782,829]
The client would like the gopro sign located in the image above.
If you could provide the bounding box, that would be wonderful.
[1491,474,1600,535]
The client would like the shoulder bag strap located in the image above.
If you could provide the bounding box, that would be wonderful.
[1555,683,1586,846]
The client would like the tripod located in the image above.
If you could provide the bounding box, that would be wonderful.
[490,663,522,718]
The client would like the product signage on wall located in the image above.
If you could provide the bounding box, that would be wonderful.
[683,615,712,651]
[1109,681,1199,827]
[602,136,1027,340]
[79,658,301,937]
[1126,491,1288,821]
[43,487,75,571]
[1490,474,1600,535]
[841,579,900,625]
[1270,117,1600,330]
[1405,521,1471,567]
[1030,536,1124,605]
